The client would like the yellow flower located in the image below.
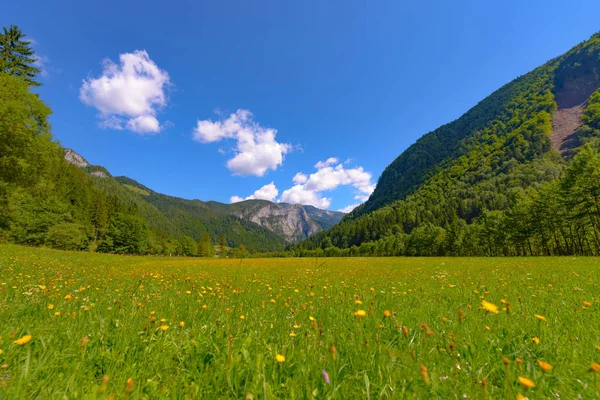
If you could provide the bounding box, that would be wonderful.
[160,325,169,331]
[590,362,600,373]
[0,349,3,355]
[532,337,540,344]
[275,354,285,363]
[384,310,391,318]
[47,304,54,310]
[481,300,499,314]
[202,305,207,310]
[240,315,245,320]
[179,321,185,328]
[309,316,315,321]
[516,394,527,400]
[289,332,297,337]
[64,294,72,300]
[355,300,363,305]
[54,311,61,316]
[14,335,32,346]
[535,314,547,322]
[538,360,552,372]
[354,310,367,318]
[518,376,535,389]
[584,301,592,307]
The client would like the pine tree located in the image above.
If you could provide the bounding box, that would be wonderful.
[0,25,41,86]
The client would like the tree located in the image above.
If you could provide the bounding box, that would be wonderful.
[176,235,197,256]
[197,232,215,257]
[97,213,148,254]
[219,233,227,248]
[45,223,89,251]
[0,25,41,86]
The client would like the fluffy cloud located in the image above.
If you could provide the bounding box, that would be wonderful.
[193,110,291,177]
[230,182,279,203]
[338,203,360,213]
[279,158,375,208]
[278,185,331,209]
[80,50,170,134]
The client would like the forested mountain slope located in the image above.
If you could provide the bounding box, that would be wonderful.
[295,32,600,256]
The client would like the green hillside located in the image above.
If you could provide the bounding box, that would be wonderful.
[295,33,600,256]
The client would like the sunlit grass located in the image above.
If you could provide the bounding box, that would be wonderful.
[0,244,599,398]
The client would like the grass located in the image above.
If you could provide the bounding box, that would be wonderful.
[0,244,599,398]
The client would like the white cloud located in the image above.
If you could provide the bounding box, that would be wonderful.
[292,172,308,184]
[279,185,331,209]
[230,182,279,203]
[279,158,375,209]
[338,203,360,213]
[193,109,291,176]
[80,50,170,134]
[33,55,50,77]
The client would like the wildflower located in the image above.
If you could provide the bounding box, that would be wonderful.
[532,337,540,344]
[240,315,245,320]
[289,332,297,337]
[538,360,552,372]
[384,310,391,318]
[590,362,600,373]
[419,365,430,385]
[64,294,72,300]
[47,304,54,310]
[54,312,61,316]
[309,316,315,321]
[354,310,367,318]
[516,394,527,400]
[481,300,499,314]
[179,321,185,328]
[202,305,207,310]
[402,326,409,337]
[160,325,169,331]
[14,335,32,345]
[535,314,547,322]
[126,378,134,393]
[584,301,592,307]
[0,349,3,355]
[518,376,535,389]
[275,354,285,363]
[321,370,330,384]
[80,337,89,347]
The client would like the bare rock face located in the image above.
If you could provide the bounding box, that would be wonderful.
[223,201,345,242]
[64,149,89,168]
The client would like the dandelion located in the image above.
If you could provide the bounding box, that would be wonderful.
[240,315,245,320]
[14,335,32,345]
[202,305,207,309]
[590,362,600,373]
[54,311,61,316]
[516,394,527,400]
[179,321,185,328]
[384,310,391,318]
[535,314,547,322]
[354,310,367,318]
[289,332,297,337]
[518,376,535,389]
[64,294,72,300]
[584,301,592,307]
[0,349,3,355]
[160,325,169,331]
[309,316,315,321]
[125,378,134,393]
[275,354,285,363]
[532,337,540,344]
[481,300,499,314]
[538,360,552,372]
[419,365,430,385]
[47,304,54,310]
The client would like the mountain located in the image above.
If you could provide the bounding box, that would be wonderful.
[204,200,344,242]
[62,152,343,245]
[296,32,600,256]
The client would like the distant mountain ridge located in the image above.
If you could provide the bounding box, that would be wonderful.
[63,150,344,244]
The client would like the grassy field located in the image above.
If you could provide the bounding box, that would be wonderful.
[0,244,599,398]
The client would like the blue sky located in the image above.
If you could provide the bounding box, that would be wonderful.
[3,1,600,212]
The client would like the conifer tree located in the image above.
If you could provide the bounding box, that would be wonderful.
[0,25,41,86]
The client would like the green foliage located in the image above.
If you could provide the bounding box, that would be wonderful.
[45,222,89,251]
[176,235,197,256]
[97,213,148,255]
[197,232,215,257]
[0,25,40,86]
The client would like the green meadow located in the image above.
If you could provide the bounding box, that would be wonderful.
[0,244,599,398]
